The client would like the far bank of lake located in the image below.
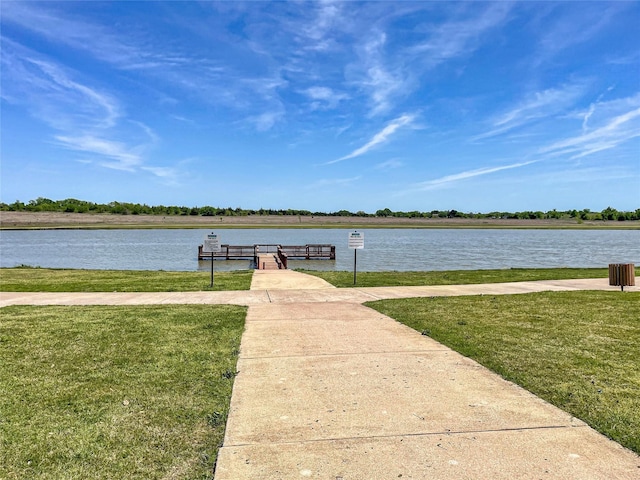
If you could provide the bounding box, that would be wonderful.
[2,211,640,230]
[1,228,638,272]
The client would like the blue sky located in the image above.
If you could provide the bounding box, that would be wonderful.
[1,1,639,213]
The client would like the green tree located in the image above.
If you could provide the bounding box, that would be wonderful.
[601,206,618,221]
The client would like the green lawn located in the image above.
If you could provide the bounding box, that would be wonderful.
[2,264,638,473]
[299,267,608,287]
[1,267,609,292]
[0,305,246,479]
[0,267,253,292]
[367,291,640,454]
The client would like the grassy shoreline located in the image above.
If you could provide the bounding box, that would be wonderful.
[2,211,639,230]
[300,267,609,288]
[0,268,254,292]
[1,266,610,291]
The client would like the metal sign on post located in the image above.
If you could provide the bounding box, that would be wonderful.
[348,231,364,285]
[348,231,365,249]
[202,232,221,287]
[203,233,221,254]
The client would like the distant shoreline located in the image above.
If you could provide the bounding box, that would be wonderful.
[2,211,639,230]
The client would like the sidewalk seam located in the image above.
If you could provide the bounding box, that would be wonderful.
[239,348,450,360]
[221,424,585,448]
[352,288,382,300]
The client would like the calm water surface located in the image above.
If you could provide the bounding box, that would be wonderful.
[1,228,638,272]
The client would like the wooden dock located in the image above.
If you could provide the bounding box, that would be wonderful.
[256,254,282,270]
[198,244,335,269]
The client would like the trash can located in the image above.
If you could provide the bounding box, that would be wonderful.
[608,264,635,291]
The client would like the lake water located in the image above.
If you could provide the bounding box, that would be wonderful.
[0,228,638,272]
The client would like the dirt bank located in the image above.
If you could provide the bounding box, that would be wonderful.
[2,211,637,230]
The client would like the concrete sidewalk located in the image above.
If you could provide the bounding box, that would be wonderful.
[213,271,639,479]
[1,276,637,308]
[251,269,336,290]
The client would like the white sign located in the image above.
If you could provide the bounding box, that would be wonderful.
[202,233,221,253]
[348,231,364,249]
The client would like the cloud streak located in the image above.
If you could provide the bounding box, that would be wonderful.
[353,30,409,116]
[2,2,285,131]
[474,83,587,141]
[410,2,513,65]
[375,159,404,170]
[54,135,141,171]
[347,3,512,117]
[309,175,362,188]
[1,2,170,71]
[532,3,629,67]
[326,114,415,165]
[540,106,640,159]
[0,39,174,179]
[415,161,537,191]
[1,40,119,131]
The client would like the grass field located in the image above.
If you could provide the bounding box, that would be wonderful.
[2,266,638,475]
[300,267,609,288]
[0,305,246,479]
[367,291,640,454]
[0,267,253,292]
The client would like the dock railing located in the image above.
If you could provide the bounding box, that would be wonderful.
[198,243,336,265]
[276,247,288,269]
[198,244,256,260]
[280,244,336,259]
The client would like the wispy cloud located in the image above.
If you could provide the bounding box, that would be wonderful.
[0,2,189,72]
[526,165,634,186]
[581,86,615,133]
[532,3,629,67]
[300,0,343,50]
[410,2,513,66]
[141,166,183,186]
[2,2,150,68]
[1,38,171,178]
[414,161,537,191]
[2,1,284,131]
[346,3,512,117]
[303,86,348,110]
[375,159,404,170]
[540,105,640,160]
[326,114,416,165]
[246,109,286,132]
[1,39,119,131]
[354,31,410,116]
[54,135,142,171]
[310,175,362,188]
[0,1,511,134]
[474,83,587,140]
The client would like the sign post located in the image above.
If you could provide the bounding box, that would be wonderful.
[202,232,221,287]
[348,231,364,285]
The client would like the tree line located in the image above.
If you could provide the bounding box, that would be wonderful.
[2,197,639,222]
